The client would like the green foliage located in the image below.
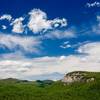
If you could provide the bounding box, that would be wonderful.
[0,72,100,100]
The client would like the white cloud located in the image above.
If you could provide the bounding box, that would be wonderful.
[0,51,25,60]
[0,9,67,34]
[10,17,24,33]
[86,1,100,8]
[60,41,90,49]
[0,42,100,80]
[2,25,7,29]
[60,41,71,49]
[78,42,100,55]
[0,33,41,53]
[0,14,12,21]
[60,44,71,49]
[92,15,100,34]
[51,18,67,27]
[97,15,100,21]
[45,30,75,39]
[28,9,67,33]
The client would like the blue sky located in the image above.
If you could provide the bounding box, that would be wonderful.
[0,0,100,80]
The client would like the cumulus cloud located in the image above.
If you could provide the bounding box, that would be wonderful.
[0,14,12,21]
[10,17,24,33]
[86,1,100,8]
[0,9,67,34]
[27,9,67,33]
[0,42,100,80]
[0,33,41,53]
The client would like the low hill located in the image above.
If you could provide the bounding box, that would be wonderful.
[0,78,29,84]
[0,71,100,100]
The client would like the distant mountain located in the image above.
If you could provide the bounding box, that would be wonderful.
[0,78,29,83]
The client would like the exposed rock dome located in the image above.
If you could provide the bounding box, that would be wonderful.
[61,71,95,84]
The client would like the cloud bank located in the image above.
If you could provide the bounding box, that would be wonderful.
[0,42,100,80]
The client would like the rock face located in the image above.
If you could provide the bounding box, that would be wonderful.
[61,71,95,84]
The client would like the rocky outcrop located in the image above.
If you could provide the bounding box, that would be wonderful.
[61,71,95,84]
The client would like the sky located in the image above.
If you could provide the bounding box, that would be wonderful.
[0,0,100,80]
